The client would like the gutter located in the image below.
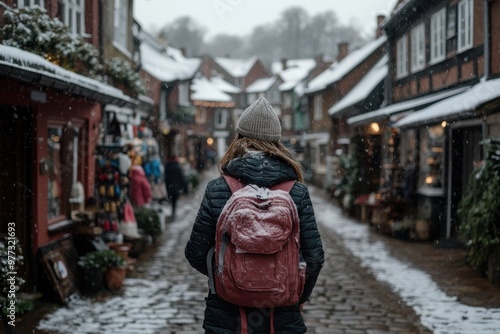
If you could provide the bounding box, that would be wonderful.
[484,0,490,80]
[0,63,138,107]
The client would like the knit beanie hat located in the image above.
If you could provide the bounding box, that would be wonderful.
[236,97,281,142]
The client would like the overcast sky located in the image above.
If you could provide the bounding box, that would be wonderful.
[134,0,398,40]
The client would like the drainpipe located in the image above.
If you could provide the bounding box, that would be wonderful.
[484,0,490,80]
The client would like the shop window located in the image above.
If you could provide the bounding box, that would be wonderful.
[396,35,408,79]
[48,127,63,219]
[60,0,85,36]
[114,0,129,48]
[47,123,84,222]
[419,125,445,190]
[457,0,473,52]
[313,94,323,121]
[430,8,446,64]
[410,23,425,72]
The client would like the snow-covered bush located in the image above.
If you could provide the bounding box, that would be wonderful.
[0,6,103,79]
[0,6,145,97]
[105,57,145,97]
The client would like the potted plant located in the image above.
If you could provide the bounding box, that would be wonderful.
[458,138,500,284]
[78,249,126,293]
[0,236,24,334]
[134,207,162,241]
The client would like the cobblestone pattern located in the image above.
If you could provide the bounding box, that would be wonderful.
[27,172,433,334]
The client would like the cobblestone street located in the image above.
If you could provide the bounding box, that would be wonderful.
[20,169,499,334]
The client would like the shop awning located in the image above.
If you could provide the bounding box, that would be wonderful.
[328,56,388,117]
[347,87,468,126]
[394,78,500,128]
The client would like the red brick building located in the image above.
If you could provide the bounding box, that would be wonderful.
[0,0,140,293]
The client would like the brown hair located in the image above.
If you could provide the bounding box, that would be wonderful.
[218,135,304,183]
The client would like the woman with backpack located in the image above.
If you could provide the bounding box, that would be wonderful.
[185,97,325,334]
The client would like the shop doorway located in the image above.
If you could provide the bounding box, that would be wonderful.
[447,123,483,238]
[0,106,34,287]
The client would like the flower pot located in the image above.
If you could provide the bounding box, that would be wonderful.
[105,266,127,291]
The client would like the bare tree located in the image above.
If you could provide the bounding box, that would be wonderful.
[202,34,245,58]
[277,7,309,59]
[158,16,206,57]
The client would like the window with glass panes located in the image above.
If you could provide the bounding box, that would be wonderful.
[114,0,129,47]
[396,35,408,78]
[313,94,323,121]
[17,0,44,8]
[431,8,446,64]
[411,23,425,72]
[458,0,473,52]
[60,0,85,36]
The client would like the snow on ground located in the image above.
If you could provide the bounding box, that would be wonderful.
[312,189,500,334]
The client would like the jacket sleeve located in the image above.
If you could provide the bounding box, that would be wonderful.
[293,183,325,304]
[185,182,218,276]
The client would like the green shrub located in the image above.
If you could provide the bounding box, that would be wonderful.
[459,138,500,269]
[134,207,162,240]
[78,249,125,272]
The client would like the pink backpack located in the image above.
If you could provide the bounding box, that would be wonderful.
[208,175,306,309]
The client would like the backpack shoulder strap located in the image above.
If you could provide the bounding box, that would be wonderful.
[270,180,295,193]
[222,175,245,193]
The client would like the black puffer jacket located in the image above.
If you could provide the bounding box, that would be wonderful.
[185,153,324,334]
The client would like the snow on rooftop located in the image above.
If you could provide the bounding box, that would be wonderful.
[0,44,134,103]
[348,86,469,125]
[272,59,317,92]
[210,76,241,94]
[140,33,200,83]
[214,56,257,78]
[395,77,500,128]
[191,76,232,102]
[328,56,388,116]
[245,76,277,93]
[305,36,387,94]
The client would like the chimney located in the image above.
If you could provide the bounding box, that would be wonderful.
[337,42,349,62]
[376,15,386,38]
[180,47,187,57]
[281,58,287,71]
[314,54,324,65]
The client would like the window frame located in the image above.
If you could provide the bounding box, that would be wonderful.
[430,8,447,64]
[313,94,323,121]
[457,0,474,53]
[178,82,190,106]
[47,119,85,224]
[396,35,409,79]
[114,0,129,48]
[214,109,228,129]
[17,0,44,8]
[60,0,85,36]
[410,23,426,73]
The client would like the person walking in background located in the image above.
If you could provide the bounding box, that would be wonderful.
[164,155,186,217]
[185,97,324,333]
[129,164,152,207]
